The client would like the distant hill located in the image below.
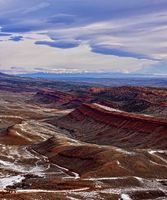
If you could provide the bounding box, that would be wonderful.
[18,72,167,87]
[19,72,166,79]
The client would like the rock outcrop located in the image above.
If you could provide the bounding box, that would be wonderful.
[34,89,92,108]
[53,103,167,149]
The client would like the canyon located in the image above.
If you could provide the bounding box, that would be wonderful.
[0,73,166,199]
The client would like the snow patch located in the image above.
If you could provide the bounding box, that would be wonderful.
[0,175,25,189]
[119,194,132,200]
[93,103,123,113]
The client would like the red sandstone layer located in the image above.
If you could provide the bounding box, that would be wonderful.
[69,103,167,135]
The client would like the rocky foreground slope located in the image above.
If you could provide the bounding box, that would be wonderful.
[32,102,167,199]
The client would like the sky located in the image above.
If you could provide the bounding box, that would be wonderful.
[0,0,167,74]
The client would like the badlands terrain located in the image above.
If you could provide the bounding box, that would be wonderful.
[0,73,167,199]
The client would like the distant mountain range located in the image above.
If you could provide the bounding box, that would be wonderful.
[18,72,167,79]
[0,71,166,87]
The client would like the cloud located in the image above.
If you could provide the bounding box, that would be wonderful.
[135,61,167,75]
[46,10,167,61]
[22,2,50,14]
[0,0,167,74]
[91,45,151,60]
[0,32,11,36]
[9,35,23,41]
[35,39,80,49]
[47,14,76,25]
[0,40,156,74]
